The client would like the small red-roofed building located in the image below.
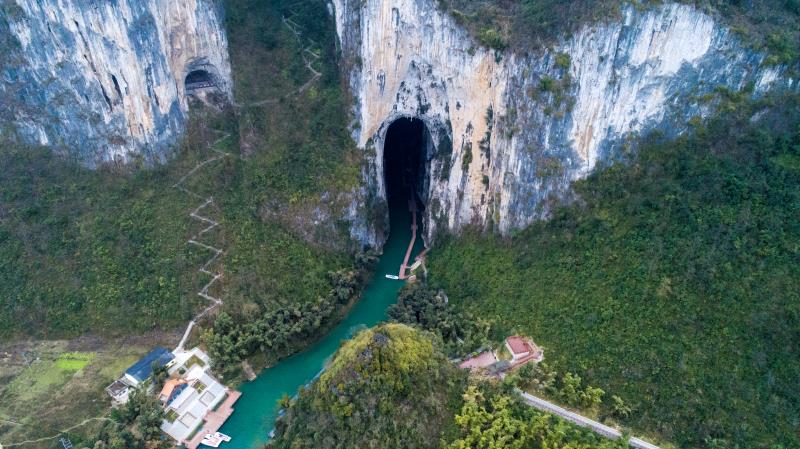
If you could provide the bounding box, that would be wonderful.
[505,336,543,367]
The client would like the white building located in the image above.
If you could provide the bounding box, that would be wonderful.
[159,347,240,449]
[160,364,227,442]
[106,347,175,404]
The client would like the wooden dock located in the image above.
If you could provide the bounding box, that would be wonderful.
[398,199,417,279]
[184,390,242,449]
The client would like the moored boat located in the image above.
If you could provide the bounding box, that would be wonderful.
[200,432,231,447]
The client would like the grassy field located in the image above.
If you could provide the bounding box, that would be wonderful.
[429,96,800,448]
[0,335,173,449]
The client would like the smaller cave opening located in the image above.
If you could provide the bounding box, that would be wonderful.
[184,69,215,91]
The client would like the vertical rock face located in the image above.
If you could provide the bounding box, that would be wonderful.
[0,0,231,163]
[333,0,791,248]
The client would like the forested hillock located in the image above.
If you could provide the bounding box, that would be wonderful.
[270,323,632,449]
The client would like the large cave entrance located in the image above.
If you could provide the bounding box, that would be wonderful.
[382,117,429,278]
[384,117,428,214]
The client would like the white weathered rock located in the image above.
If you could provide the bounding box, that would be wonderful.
[0,0,231,162]
[333,0,790,247]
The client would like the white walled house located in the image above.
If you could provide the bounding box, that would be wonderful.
[159,347,241,449]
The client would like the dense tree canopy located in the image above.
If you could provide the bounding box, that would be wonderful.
[388,283,495,356]
[203,269,362,374]
[271,324,638,449]
[270,324,467,449]
[430,94,800,447]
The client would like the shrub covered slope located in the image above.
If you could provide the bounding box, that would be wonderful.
[430,96,800,447]
[0,0,359,341]
[438,0,800,65]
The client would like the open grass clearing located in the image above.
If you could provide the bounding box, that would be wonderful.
[0,332,177,449]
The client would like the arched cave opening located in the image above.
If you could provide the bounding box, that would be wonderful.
[184,69,215,91]
[382,117,430,264]
[384,117,428,212]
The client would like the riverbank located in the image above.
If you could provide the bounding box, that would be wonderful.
[211,194,424,449]
[228,270,375,385]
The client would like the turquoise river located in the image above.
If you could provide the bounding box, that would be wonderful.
[211,196,424,449]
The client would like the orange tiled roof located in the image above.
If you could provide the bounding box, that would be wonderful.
[159,378,187,401]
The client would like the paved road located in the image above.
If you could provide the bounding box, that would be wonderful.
[518,391,660,449]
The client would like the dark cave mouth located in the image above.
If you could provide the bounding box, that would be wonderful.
[383,117,428,211]
[184,69,215,91]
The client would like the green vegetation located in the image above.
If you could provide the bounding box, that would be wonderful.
[430,95,800,447]
[535,156,565,179]
[270,323,466,449]
[0,0,360,341]
[462,142,473,171]
[185,354,205,368]
[437,0,800,65]
[447,384,625,449]
[203,269,365,375]
[225,0,360,201]
[164,409,178,423]
[391,282,624,422]
[0,339,155,449]
[85,387,168,449]
[4,352,94,403]
[477,27,507,51]
[271,323,632,449]
[388,283,494,356]
[532,74,573,117]
[0,136,204,338]
[554,52,571,70]
[508,363,606,412]
[54,352,95,371]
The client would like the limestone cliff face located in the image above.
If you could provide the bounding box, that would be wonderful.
[0,0,231,163]
[333,0,792,248]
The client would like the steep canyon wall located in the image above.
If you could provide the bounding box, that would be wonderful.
[0,0,231,162]
[334,0,792,248]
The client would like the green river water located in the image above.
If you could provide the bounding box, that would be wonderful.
[211,197,424,449]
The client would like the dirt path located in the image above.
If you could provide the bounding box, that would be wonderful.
[1,418,116,448]
[242,13,321,108]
